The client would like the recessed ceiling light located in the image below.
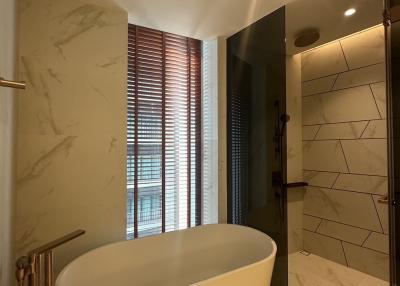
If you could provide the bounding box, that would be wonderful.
[344,8,356,16]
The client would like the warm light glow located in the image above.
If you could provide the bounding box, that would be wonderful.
[344,8,356,16]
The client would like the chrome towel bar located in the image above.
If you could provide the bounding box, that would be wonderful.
[0,77,26,89]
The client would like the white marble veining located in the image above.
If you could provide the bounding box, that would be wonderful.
[302,86,381,125]
[341,139,387,176]
[317,220,370,245]
[303,170,338,188]
[340,26,385,70]
[301,42,348,82]
[302,75,337,96]
[332,63,386,91]
[333,173,387,195]
[304,187,383,232]
[289,252,389,286]
[303,141,348,173]
[362,120,387,139]
[16,0,128,275]
[315,122,368,140]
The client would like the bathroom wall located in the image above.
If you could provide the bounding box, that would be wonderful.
[286,54,304,253]
[301,26,389,280]
[16,0,128,275]
[0,0,16,285]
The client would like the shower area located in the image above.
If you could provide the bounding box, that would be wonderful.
[227,0,390,285]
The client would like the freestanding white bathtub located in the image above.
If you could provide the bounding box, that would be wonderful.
[56,224,277,286]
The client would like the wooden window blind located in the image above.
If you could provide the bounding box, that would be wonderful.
[127,24,202,239]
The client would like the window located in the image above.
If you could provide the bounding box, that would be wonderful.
[127,24,202,239]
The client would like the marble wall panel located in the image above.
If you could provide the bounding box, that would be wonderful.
[302,125,320,140]
[303,141,348,172]
[303,215,321,232]
[332,63,386,90]
[316,122,368,140]
[317,220,370,245]
[364,232,389,254]
[16,0,128,275]
[302,86,381,125]
[370,82,387,118]
[362,120,387,139]
[302,75,338,96]
[303,170,338,188]
[333,174,387,195]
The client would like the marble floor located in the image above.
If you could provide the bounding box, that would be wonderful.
[289,252,389,286]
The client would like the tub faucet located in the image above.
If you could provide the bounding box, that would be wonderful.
[15,229,85,286]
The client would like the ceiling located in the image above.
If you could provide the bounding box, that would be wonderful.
[286,0,383,54]
[114,0,383,53]
[113,0,294,40]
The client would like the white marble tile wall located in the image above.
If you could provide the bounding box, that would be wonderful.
[301,26,389,281]
[16,0,128,275]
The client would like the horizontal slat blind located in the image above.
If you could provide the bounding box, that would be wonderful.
[127,24,201,239]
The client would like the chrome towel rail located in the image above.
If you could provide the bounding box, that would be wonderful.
[0,77,26,89]
[15,229,85,286]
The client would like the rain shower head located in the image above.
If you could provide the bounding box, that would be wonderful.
[294,28,320,47]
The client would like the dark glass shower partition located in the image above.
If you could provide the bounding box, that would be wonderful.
[227,7,287,286]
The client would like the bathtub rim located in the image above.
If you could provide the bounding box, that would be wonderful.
[56,223,277,286]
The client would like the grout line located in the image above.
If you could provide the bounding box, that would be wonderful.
[339,140,351,173]
[303,169,388,178]
[303,119,375,127]
[313,125,322,140]
[359,121,371,139]
[361,231,372,247]
[308,184,388,196]
[301,62,384,83]
[371,194,385,234]
[331,173,341,188]
[339,41,350,71]
[315,218,324,233]
[340,241,349,267]
[302,80,385,98]
[303,138,388,141]
[330,74,340,91]
[369,84,383,119]
[303,229,389,256]
[303,213,383,233]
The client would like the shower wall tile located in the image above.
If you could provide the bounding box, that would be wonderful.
[373,195,389,234]
[316,122,368,140]
[301,42,348,82]
[303,170,338,188]
[302,74,337,96]
[301,25,388,281]
[332,63,386,91]
[304,187,382,232]
[340,26,385,70]
[303,230,347,266]
[303,141,348,172]
[361,120,387,139]
[341,139,388,176]
[302,86,381,125]
[342,242,389,281]
[303,215,322,232]
[333,174,387,195]
[16,0,128,275]
[370,82,387,118]
[364,232,389,254]
[302,125,320,140]
[317,220,370,245]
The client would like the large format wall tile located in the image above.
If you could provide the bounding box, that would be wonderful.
[364,232,389,254]
[302,126,320,140]
[304,187,382,232]
[303,141,348,172]
[370,82,387,118]
[303,230,347,265]
[303,170,338,188]
[333,174,387,195]
[303,215,321,232]
[302,86,381,125]
[341,139,387,176]
[343,242,389,281]
[362,120,387,139]
[373,195,389,234]
[332,64,386,91]
[302,75,337,96]
[302,42,348,81]
[340,26,385,70]
[316,122,368,140]
[317,220,370,245]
